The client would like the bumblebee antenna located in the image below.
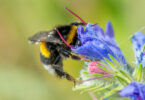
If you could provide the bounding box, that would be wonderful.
[65,7,87,26]
[55,28,74,49]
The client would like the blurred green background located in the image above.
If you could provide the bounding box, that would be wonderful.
[0,0,145,100]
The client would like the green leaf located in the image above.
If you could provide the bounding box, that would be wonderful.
[97,64,110,73]
[82,71,90,75]
[92,73,104,77]
[118,70,132,82]
[133,66,138,78]
[80,84,104,94]
[142,44,145,52]
[136,64,143,81]
[104,57,116,70]
[142,67,145,82]
[115,71,131,84]
[93,83,113,92]
[101,87,120,99]
[108,54,120,67]
[115,75,128,86]
[73,85,94,91]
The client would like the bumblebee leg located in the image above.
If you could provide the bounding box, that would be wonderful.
[58,49,81,60]
[70,54,81,60]
[53,66,76,84]
[53,56,61,64]
[58,48,91,61]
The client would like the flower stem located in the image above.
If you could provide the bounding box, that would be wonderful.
[88,91,98,100]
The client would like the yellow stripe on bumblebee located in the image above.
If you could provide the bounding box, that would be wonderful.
[66,26,77,44]
[40,42,50,58]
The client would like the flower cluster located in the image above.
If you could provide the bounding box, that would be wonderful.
[72,21,145,100]
[64,7,145,100]
[72,21,126,65]
[132,32,145,67]
[120,82,145,100]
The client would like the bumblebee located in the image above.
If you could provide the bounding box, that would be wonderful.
[29,22,84,84]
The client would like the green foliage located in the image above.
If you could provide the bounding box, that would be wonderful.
[136,64,143,81]
[133,64,145,83]
[74,55,134,99]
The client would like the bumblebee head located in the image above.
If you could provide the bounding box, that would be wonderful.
[28,31,62,45]
[29,32,52,58]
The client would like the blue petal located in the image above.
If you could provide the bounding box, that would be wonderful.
[120,82,145,100]
[132,32,145,50]
[72,39,116,61]
[105,21,114,38]
[104,40,127,64]
[77,25,85,43]
[131,32,145,66]
[77,25,85,35]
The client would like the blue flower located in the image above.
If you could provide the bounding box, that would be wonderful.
[131,32,145,67]
[119,82,145,100]
[72,21,126,64]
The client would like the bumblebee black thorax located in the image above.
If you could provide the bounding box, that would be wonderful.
[53,25,81,46]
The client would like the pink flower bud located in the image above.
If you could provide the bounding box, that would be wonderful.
[88,61,108,74]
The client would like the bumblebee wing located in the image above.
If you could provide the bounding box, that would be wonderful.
[28,31,62,44]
